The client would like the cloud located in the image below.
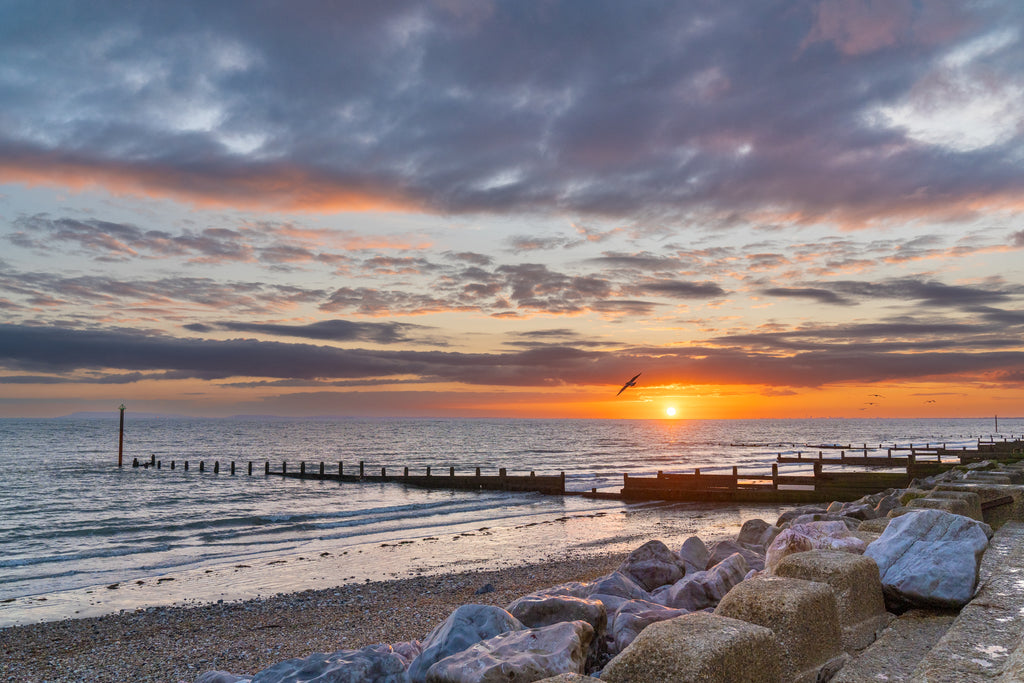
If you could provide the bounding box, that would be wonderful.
[0,2,1020,223]
[3,323,1023,392]
[184,319,444,345]
[761,287,855,305]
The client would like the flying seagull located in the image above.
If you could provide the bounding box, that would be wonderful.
[617,372,642,396]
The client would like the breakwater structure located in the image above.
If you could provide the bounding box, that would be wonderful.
[130,435,1024,505]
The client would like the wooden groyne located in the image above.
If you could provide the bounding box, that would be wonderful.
[776,438,1024,468]
[132,456,565,495]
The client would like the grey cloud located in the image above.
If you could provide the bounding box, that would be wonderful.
[2,2,1020,220]
[186,319,443,346]
[635,279,726,298]
[762,287,855,305]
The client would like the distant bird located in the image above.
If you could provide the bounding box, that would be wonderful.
[617,372,642,396]
[864,402,877,406]
[869,393,885,398]
[925,400,936,404]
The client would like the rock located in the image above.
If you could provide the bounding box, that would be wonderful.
[858,517,892,535]
[251,642,420,683]
[196,673,251,683]
[601,612,783,683]
[873,491,902,517]
[532,675,591,683]
[506,594,607,637]
[532,581,592,599]
[864,508,990,609]
[617,540,684,591]
[775,506,828,528]
[425,620,593,683]
[837,502,878,521]
[736,518,781,550]
[765,522,866,572]
[914,490,983,521]
[475,583,495,595]
[652,552,749,611]
[705,539,764,572]
[407,605,524,683]
[679,536,710,574]
[606,599,689,655]
[585,571,650,602]
[789,513,861,531]
[715,576,847,683]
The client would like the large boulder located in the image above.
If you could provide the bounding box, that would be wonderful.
[679,536,710,575]
[606,599,689,656]
[788,513,861,532]
[617,540,684,591]
[251,642,421,683]
[775,506,828,528]
[765,521,866,573]
[736,518,781,550]
[601,612,783,683]
[652,552,749,611]
[407,605,524,683]
[585,571,650,602]
[705,539,765,572]
[425,620,593,683]
[506,594,606,644]
[863,508,990,609]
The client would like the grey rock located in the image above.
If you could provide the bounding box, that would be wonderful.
[506,594,607,637]
[765,522,866,573]
[705,539,764,572]
[864,508,990,609]
[251,642,420,683]
[407,605,524,683]
[425,620,593,683]
[678,536,710,575]
[585,571,650,602]
[736,518,781,550]
[775,506,829,528]
[652,552,749,611]
[789,513,861,531]
[607,600,689,655]
[617,540,684,591]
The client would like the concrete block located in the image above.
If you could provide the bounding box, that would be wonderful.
[832,609,956,683]
[601,612,783,683]
[715,576,847,683]
[906,496,975,518]
[932,483,1024,529]
[910,522,1024,681]
[773,550,895,651]
[923,490,983,521]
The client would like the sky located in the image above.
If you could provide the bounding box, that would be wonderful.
[1,0,1023,420]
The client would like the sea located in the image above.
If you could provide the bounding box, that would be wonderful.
[1,416,1020,627]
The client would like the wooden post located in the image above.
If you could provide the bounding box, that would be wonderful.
[733,466,738,476]
[150,453,156,466]
[300,461,306,476]
[339,461,343,477]
[248,461,252,475]
[230,461,235,475]
[813,461,821,478]
[157,460,161,469]
[381,466,386,477]
[475,466,481,477]
[214,461,219,474]
[199,461,205,473]
[184,460,188,471]
[171,461,175,470]
[118,403,125,467]
[499,468,506,477]
[771,463,778,489]
[319,461,325,478]
[404,466,409,477]
[560,472,565,493]
[694,467,701,476]
[426,466,431,477]
[450,466,455,477]
[265,461,270,475]
[359,461,364,477]
[282,461,287,474]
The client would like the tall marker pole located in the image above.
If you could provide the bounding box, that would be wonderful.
[118,403,126,467]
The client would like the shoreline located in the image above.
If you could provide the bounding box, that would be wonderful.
[0,552,627,683]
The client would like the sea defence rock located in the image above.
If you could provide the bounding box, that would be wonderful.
[831,609,956,683]
[864,508,990,609]
[250,641,421,683]
[765,521,866,572]
[606,600,690,655]
[931,482,1024,529]
[617,539,684,591]
[919,490,983,521]
[705,539,764,572]
[601,612,783,683]
[407,605,524,683]
[858,517,891,535]
[773,550,894,651]
[775,506,828,528]
[425,620,593,683]
[906,494,976,520]
[909,522,1024,681]
[532,675,591,683]
[678,536,710,574]
[736,518,781,550]
[788,512,861,532]
[506,594,607,637]
[651,552,749,611]
[715,576,847,683]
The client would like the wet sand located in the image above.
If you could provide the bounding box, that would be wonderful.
[0,553,625,683]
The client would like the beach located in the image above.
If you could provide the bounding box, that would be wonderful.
[0,553,625,683]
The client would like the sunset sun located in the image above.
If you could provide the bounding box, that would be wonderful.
[666,407,677,417]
